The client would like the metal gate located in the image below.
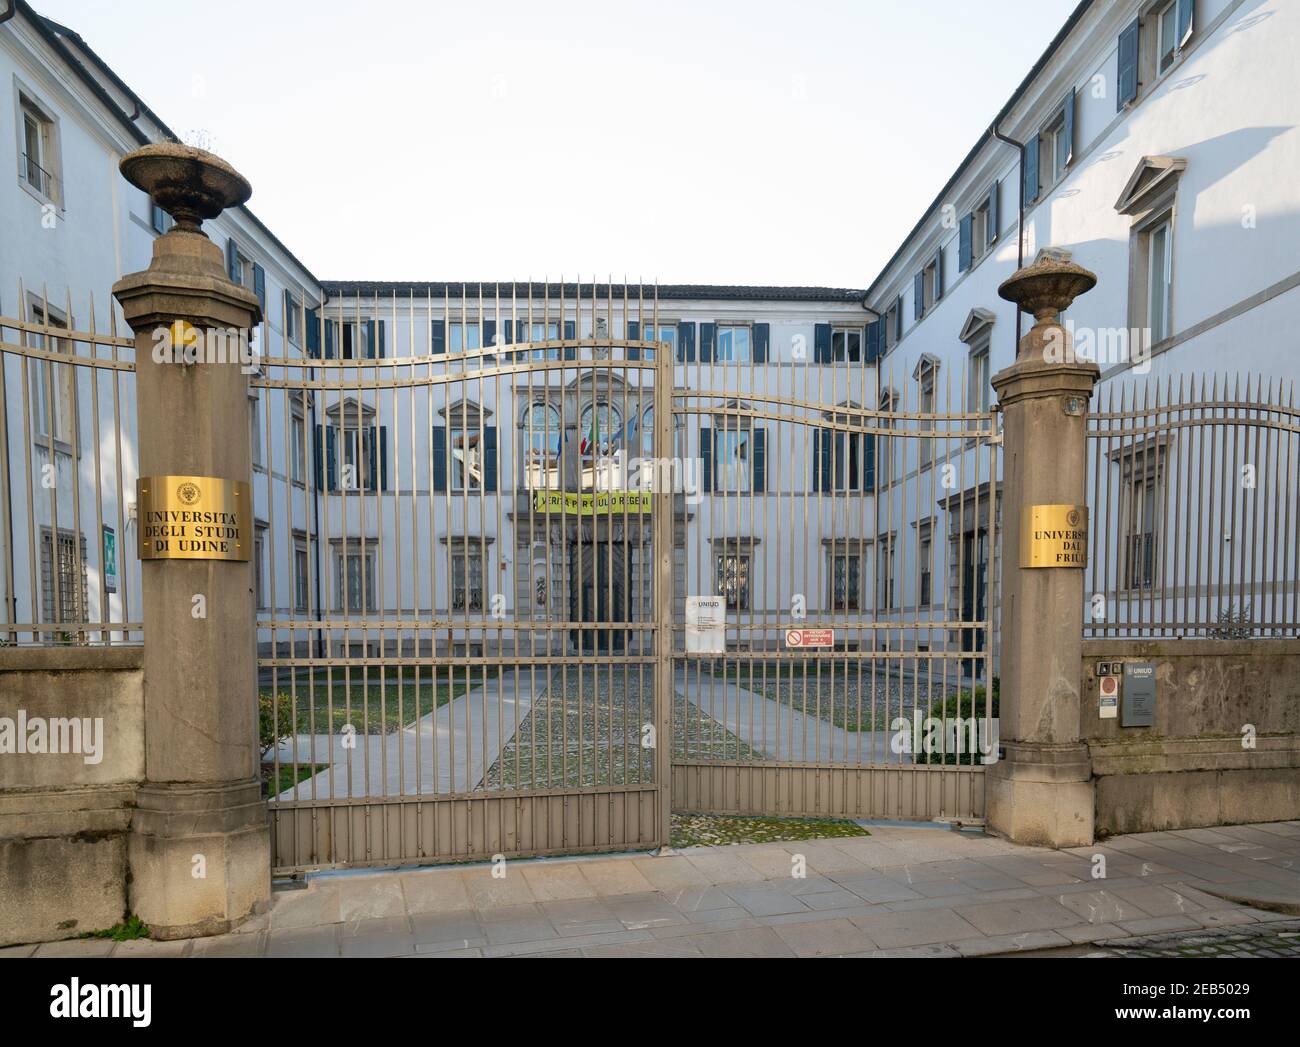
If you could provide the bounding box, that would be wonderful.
[669,346,999,823]
[254,283,998,874]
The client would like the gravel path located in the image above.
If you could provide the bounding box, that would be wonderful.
[484,667,759,789]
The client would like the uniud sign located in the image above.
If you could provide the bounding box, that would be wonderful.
[137,475,251,561]
[1019,504,1089,568]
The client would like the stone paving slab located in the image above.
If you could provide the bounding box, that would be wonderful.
[26,821,1300,958]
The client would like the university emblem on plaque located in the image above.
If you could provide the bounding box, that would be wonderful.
[1066,508,1081,528]
[176,480,202,506]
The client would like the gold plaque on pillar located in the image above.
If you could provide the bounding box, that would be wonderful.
[137,476,251,561]
[1020,504,1088,568]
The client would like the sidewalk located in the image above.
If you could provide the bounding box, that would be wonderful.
[9,821,1300,958]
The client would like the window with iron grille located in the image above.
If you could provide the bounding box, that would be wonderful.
[451,550,484,612]
[829,553,861,611]
[40,528,87,626]
[715,553,750,611]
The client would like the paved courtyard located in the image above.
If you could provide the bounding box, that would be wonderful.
[8,820,1299,958]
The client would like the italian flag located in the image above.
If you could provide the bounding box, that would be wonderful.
[580,408,600,455]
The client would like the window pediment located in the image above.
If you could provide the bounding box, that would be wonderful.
[959,308,996,345]
[1115,155,1186,216]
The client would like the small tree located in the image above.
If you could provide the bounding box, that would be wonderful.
[258,692,298,760]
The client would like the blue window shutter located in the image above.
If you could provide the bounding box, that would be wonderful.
[753,322,769,363]
[1117,18,1140,110]
[699,426,712,493]
[324,320,335,359]
[1023,135,1040,204]
[933,249,943,300]
[226,238,239,282]
[503,319,513,344]
[894,296,903,343]
[1177,0,1194,46]
[306,307,320,356]
[813,323,831,363]
[959,213,973,272]
[863,433,876,491]
[987,182,999,243]
[366,426,378,491]
[325,426,337,491]
[699,322,715,362]
[815,429,833,492]
[865,320,881,363]
[1063,87,1076,167]
[482,319,496,354]
[365,319,376,359]
[253,263,266,314]
[431,319,446,354]
[314,424,324,488]
[626,319,640,361]
[913,272,924,320]
[379,426,389,491]
[751,428,766,492]
[283,289,293,334]
[677,321,696,362]
[483,426,498,491]
[563,319,577,360]
[432,426,447,491]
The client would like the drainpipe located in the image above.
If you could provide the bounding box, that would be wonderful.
[991,121,1026,348]
[309,298,325,661]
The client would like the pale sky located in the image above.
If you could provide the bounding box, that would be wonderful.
[38,0,1081,287]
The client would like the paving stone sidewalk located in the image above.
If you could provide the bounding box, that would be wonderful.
[7,821,1299,958]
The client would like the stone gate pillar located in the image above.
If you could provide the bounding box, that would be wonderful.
[987,257,1099,848]
[112,144,269,937]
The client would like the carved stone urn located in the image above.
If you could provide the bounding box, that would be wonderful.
[996,255,1097,367]
[119,142,251,237]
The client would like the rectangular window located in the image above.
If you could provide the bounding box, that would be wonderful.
[293,538,310,613]
[451,550,484,612]
[918,363,936,467]
[715,428,750,493]
[829,553,861,611]
[1123,473,1160,590]
[19,94,59,202]
[333,425,378,491]
[637,322,677,355]
[876,538,895,609]
[39,528,86,626]
[290,395,307,484]
[831,329,862,363]
[451,427,482,491]
[28,301,76,447]
[285,294,299,344]
[1147,218,1173,343]
[919,534,933,608]
[1042,112,1068,186]
[884,303,899,349]
[1157,0,1179,73]
[715,553,751,611]
[715,324,751,364]
[968,345,991,413]
[254,524,268,610]
[336,547,377,613]
[250,395,263,468]
[449,322,482,355]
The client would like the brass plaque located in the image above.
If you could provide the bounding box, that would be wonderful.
[138,475,251,561]
[1020,504,1088,568]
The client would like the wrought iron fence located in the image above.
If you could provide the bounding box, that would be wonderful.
[0,286,140,646]
[1084,374,1300,638]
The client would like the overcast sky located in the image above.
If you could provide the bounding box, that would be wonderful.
[39,0,1081,287]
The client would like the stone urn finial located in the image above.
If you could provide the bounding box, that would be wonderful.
[997,255,1096,356]
[119,143,251,237]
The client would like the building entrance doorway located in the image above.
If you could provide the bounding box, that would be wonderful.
[569,541,629,653]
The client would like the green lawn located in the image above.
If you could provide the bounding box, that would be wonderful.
[671,813,870,849]
[259,668,472,735]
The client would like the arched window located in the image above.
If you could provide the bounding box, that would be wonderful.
[579,402,623,489]
[520,403,562,490]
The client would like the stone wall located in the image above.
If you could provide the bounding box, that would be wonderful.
[1082,639,1300,836]
[0,647,144,947]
